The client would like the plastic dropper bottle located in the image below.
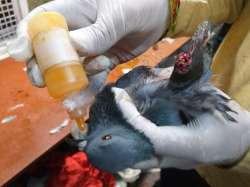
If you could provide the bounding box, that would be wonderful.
[28,12,89,131]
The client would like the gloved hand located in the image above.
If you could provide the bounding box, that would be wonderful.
[7,0,168,89]
[113,87,250,170]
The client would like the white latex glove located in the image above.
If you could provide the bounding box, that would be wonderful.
[7,0,168,88]
[112,87,250,170]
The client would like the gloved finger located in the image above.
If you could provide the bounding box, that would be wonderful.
[7,5,47,62]
[8,0,97,62]
[69,0,129,56]
[70,0,168,60]
[69,24,113,57]
[112,87,141,122]
[7,34,33,62]
[26,53,111,89]
[39,0,97,30]
[112,87,133,103]
[88,70,109,94]
[26,58,45,88]
[84,54,119,76]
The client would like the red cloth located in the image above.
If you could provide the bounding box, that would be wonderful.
[46,152,115,187]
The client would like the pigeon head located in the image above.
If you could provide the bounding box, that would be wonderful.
[84,86,154,173]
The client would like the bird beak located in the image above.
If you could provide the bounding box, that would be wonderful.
[65,136,88,151]
[68,120,89,151]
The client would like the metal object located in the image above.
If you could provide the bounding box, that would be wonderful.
[0,0,29,60]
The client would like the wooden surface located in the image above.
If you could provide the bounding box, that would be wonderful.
[0,37,188,186]
[0,59,69,186]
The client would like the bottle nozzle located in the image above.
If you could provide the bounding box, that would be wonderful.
[74,116,88,132]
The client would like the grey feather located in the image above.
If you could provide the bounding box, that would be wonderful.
[79,21,236,173]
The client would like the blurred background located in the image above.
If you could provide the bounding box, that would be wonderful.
[0,0,49,53]
[28,0,50,10]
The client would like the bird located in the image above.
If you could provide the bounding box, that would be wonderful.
[80,21,236,173]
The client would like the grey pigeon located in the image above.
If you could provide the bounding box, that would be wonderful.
[81,22,236,173]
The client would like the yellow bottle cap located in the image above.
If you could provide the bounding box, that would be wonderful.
[28,12,68,40]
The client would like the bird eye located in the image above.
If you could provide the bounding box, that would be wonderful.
[102,135,112,141]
